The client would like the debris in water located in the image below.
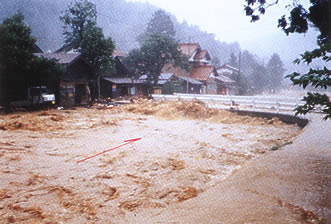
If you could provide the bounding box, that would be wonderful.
[177,186,200,202]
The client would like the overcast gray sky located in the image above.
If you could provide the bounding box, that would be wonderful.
[126,0,318,61]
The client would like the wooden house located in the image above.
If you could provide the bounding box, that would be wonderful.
[190,65,218,94]
[163,43,237,95]
[215,75,237,95]
[216,64,239,95]
[34,53,93,107]
[138,73,202,94]
[217,64,240,77]
[101,49,147,98]
[174,75,202,94]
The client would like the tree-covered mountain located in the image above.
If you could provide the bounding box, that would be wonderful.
[0,0,150,52]
[0,0,239,61]
[1,0,319,93]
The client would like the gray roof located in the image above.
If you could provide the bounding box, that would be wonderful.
[215,75,236,83]
[103,78,144,84]
[34,53,81,65]
[139,73,173,80]
[159,73,173,80]
[175,75,202,85]
[217,64,240,73]
[139,73,202,86]
[139,73,174,85]
[158,79,169,85]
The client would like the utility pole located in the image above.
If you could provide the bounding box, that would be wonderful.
[98,75,101,100]
[187,74,189,94]
[238,50,242,95]
[238,50,241,75]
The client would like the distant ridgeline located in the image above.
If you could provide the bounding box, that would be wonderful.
[0,0,239,61]
[1,0,318,80]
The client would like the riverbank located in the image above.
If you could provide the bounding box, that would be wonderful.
[137,114,330,223]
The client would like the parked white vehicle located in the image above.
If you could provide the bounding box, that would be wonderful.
[28,86,55,105]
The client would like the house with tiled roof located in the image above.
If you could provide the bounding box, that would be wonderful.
[138,73,202,94]
[194,50,211,64]
[215,64,240,95]
[163,43,211,76]
[34,53,81,65]
[162,63,189,77]
[178,43,211,65]
[190,65,216,81]
[161,43,211,94]
[55,45,141,98]
[217,64,240,77]
[178,43,200,59]
[215,75,237,95]
[162,43,238,95]
[189,65,218,94]
[34,52,94,107]
[101,48,148,98]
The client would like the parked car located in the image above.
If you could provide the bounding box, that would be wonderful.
[28,86,55,106]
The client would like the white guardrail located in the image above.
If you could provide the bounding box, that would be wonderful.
[152,93,305,114]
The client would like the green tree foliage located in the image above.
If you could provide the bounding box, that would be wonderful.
[79,25,115,74]
[237,74,250,95]
[229,51,263,95]
[127,34,190,92]
[230,72,249,95]
[251,63,268,93]
[137,9,176,44]
[60,0,115,98]
[123,49,144,81]
[0,12,36,103]
[1,0,245,67]
[0,11,64,105]
[227,52,250,95]
[266,53,286,92]
[29,56,64,102]
[60,0,97,49]
[146,10,176,37]
[244,0,330,119]
[162,79,184,95]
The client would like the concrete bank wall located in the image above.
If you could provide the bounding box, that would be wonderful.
[228,109,309,128]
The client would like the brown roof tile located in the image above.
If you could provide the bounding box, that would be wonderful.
[179,43,200,58]
[193,50,210,60]
[190,65,216,81]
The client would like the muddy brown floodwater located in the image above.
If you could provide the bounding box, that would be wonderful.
[0,100,302,223]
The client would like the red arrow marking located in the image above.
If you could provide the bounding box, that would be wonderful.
[124,138,142,142]
[76,138,141,164]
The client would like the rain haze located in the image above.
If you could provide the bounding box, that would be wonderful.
[0,0,320,68]
[0,0,330,223]
[127,0,318,60]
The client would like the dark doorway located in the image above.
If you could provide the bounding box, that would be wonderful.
[75,84,85,105]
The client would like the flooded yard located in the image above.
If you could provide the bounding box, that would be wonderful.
[0,100,302,223]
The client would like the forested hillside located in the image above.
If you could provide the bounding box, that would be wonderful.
[1,0,319,92]
[0,0,240,62]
